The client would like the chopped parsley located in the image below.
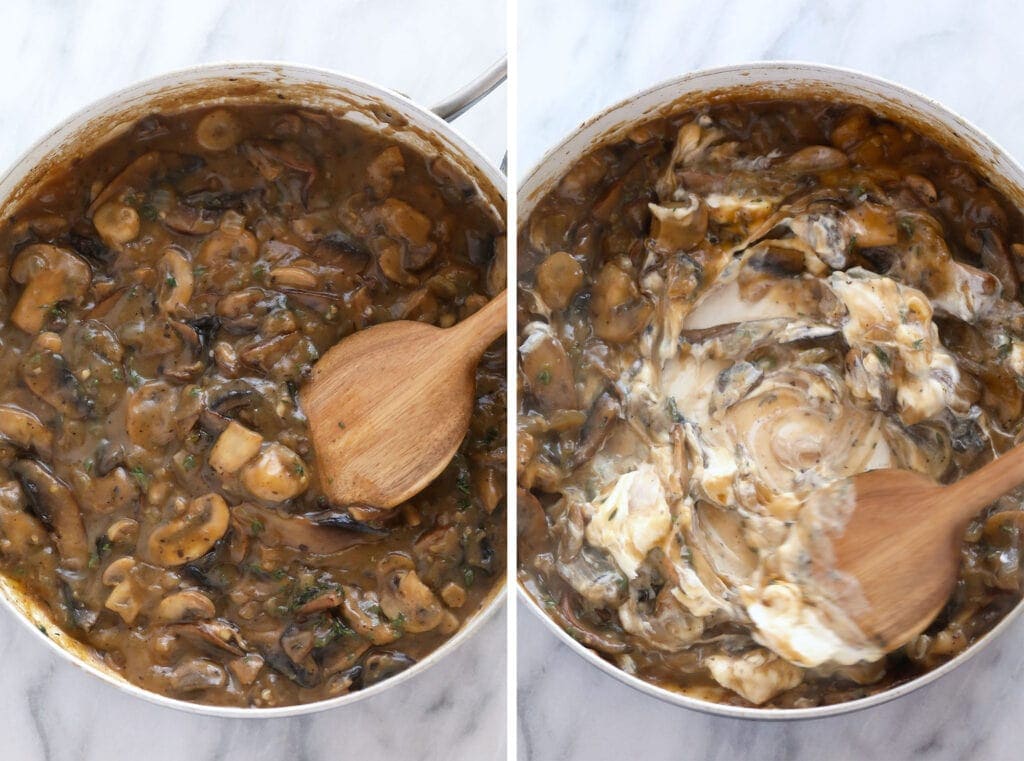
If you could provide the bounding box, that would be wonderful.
[182,454,196,470]
[337,421,346,429]
[898,218,915,237]
[462,567,475,587]
[872,345,891,368]
[537,368,552,385]
[250,519,264,536]
[129,465,149,489]
[165,275,177,288]
[390,613,407,634]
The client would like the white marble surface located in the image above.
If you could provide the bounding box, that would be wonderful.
[0,1,506,760]
[517,1,1024,759]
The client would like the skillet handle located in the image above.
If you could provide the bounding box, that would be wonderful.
[431,57,506,122]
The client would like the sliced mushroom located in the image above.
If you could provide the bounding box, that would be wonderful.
[196,109,242,151]
[779,145,849,173]
[209,421,264,475]
[12,460,89,570]
[0,480,49,560]
[20,332,94,419]
[649,195,709,253]
[93,201,141,247]
[240,443,309,502]
[147,493,230,566]
[154,589,216,623]
[156,247,195,316]
[10,244,90,334]
[126,381,185,448]
[233,503,384,555]
[339,585,399,644]
[74,466,139,514]
[0,405,52,458]
[167,657,228,693]
[519,322,577,412]
[590,262,652,342]
[366,145,405,198]
[376,554,444,633]
[535,251,585,310]
[361,651,415,687]
[168,619,247,656]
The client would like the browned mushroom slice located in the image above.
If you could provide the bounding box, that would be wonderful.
[778,145,849,173]
[0,479,50,560]
[361,651,415,688]
[535,251,584,310]
[86,151,162,216]
[167,658,228,693]
[590,262,652,342]
[0,405,52,459]
[234,503,385,555]
[569,392,620,469]
[553,594,631,654]
[195,109,242,152]
[519,323,578,412]
[366,145,405,198]
[339,585,399,645]
[73,466,139,514]
[10,245,91,334]
[376,554,444,633]
[239,443,309,502]
[153,589,216,623]
[167,619,248,656]
[12,460,89,571]
[20,332,94,419]
[648,195,709,253]
[146,494,230,566]
[126,380,192,449]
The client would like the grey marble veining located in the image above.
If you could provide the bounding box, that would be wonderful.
[517,1,1024,759]
[0,1,506,760]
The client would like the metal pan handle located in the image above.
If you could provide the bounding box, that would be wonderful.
[431,57,506,122]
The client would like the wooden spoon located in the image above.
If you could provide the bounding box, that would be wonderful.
[301,290,506,510]
[826,448,1024,653]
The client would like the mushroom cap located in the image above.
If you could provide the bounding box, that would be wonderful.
[147,493,230,566]
[240,443,309,503]
[10,244,90,334]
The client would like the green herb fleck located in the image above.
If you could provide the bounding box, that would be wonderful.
[667,397,685,424]
[193,266,207,278]
[898,218,915,238]
[537,368,552,385]
[847,234,859,256]
[462,567,475,587]
[390,613,407,634]
[165,275,177,288]
[37,625,47,636]
[252,264,267,280]
[129,465,149,489]
[182,454,196,470]
[998,340,1013,359]
[84,458,94,474]
[912,339,925,350]
[456,471,471,495]
[872,345,891,368]
[139,204,158,221]
[337,421,346,429]
[457,496,472,511]
[250,519,265,536]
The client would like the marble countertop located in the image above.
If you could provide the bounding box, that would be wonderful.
[0,1,506,760]
[517,1,1024,760]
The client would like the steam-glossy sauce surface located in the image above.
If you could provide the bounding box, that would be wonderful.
[0,104,506,706]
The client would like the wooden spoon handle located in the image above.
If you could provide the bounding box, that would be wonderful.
[944,440,1024,521]
[448,290,508,357]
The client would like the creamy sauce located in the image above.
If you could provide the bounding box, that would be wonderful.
[519,98,1024,707]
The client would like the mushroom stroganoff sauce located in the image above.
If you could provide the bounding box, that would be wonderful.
[0,104,505,706]
[518,99,1024,707]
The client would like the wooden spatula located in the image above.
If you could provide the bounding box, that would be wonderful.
[301,290,506,510]
[826,446,1024,652]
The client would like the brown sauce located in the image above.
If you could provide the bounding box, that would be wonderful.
[0,104,506,707]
